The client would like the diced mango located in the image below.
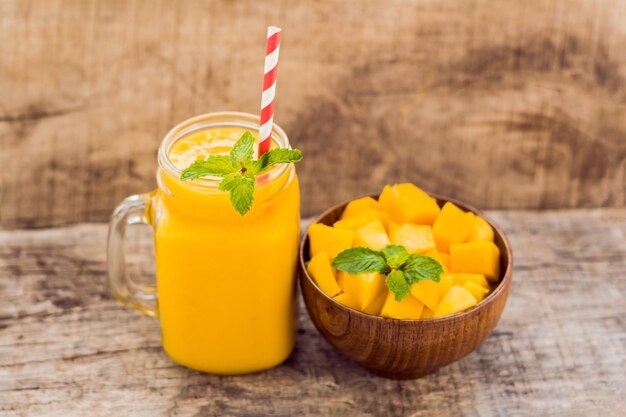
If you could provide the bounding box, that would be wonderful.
[336,272,344,290]
[467,213,494,242]
[448,273,489,289]
[432,202,474,252]
[377,212,394,236]
[378,183,440,225]
[440,253,451,271]
[410,279,441,311]
[380,293,424,319]
[309,223,355,259]
[333,292,360,310]
[340,271,387,310]
[354,220,390,250]
[334,208,383,230]
[389,224,435,254]
[433,286,477,318]
[437,273,455,298]
[385,220,401,237]
[311,183,502,322]
[462,281,489,302]
[341,196,379,219]
[420,306,434,319]
[450,241,501,282]
[362,290,388,315]
[425,249,450,272]
[306,251,342,297]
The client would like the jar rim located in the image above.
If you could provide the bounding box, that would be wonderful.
[157,111,291,188]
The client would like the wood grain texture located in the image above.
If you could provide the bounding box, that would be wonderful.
[1,0,626,229]
[299,195,513,379]
[1,210,625,416]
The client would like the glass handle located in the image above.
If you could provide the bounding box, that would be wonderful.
[107,193,158,317]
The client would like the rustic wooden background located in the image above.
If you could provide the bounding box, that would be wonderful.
[1,0,625,229]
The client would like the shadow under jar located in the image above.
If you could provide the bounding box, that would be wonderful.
[299,194,513,379]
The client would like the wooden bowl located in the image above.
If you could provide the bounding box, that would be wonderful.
[298,193,513,379]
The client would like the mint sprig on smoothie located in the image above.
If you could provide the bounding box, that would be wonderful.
[332,244,443,301]
[180,131,302,215]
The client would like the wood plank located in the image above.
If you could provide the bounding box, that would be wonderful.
[1,0,625,228]
[1,210,625,416]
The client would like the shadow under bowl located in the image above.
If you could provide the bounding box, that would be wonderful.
[298,193,513,379]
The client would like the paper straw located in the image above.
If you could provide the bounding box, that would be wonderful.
[257,26,281,157]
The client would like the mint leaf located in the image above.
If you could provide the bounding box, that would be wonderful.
[386,270,410,301]
[219,174,255,215]
[179,130,303,216]
[180,155,235,180]
[332,247,388,274]
[218,172,240,191]
[332,244,438,301]
[261,148,303,168]
[402,254,443,284]
[381,245,410,269]
[230,131,255,166]
[249,148,302,174]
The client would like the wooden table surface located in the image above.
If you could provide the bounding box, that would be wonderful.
[1,209,625,416]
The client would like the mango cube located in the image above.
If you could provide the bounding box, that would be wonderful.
[378,183,440,225]
[341,196,379,220]
[467,213,494,242]
[462,281,489,302]
[333,292,360,310]
[389,224,435,254]
[432,202,474,252]
[309,223,355,259]
[385,220,400,237]
[340,271,386,310]
[433,286,477,318]
[448,273,489,289]
[437,273,455,298]
[380,293,424,319]
[420,306,434,319]
[450,241,501,282]
[354,220,390,250]
[336,271,345,290]
[334,208,384,230]
[362,290,388,315]
[306,251,342,297]
[426,249,450,272]
[409,279,441,311]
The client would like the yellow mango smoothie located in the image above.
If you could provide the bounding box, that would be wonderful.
[109,112,300,375]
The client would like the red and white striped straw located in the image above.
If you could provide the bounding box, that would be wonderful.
[257,26,281,157]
